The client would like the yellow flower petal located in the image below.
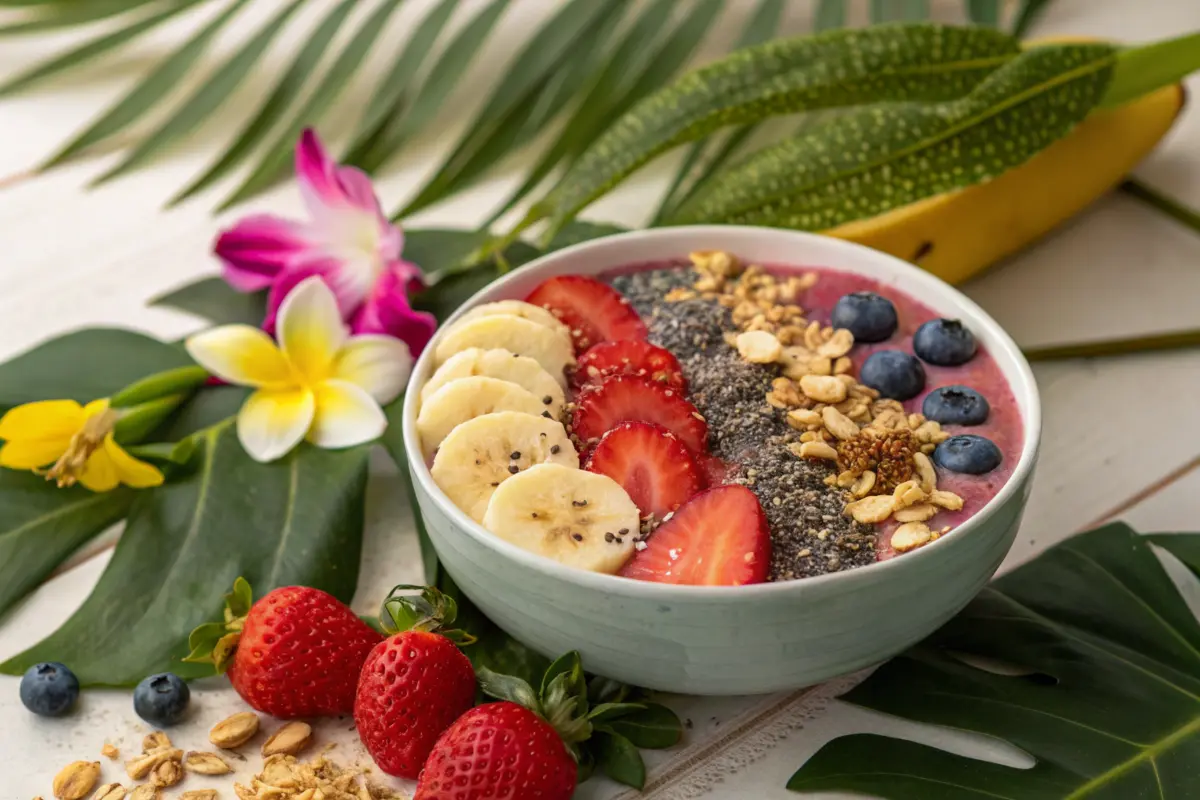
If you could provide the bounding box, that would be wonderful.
[237,388,316,463]
[78,448,119,492]
[81,398,111,419]
[333,335,412,405]
[276,277,347,384]
[0,399,84,442]
[0,438,68,469]
[309,379,386,449]
[104,436,164,488]
[186,325,293,389]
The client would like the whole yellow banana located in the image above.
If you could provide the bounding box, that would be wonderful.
[823,82,1185,286]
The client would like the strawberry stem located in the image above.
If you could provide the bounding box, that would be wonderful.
[380,584,477,645]
[182,577,253,674]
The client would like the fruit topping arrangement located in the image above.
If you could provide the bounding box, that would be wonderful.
[418,250,1019,583]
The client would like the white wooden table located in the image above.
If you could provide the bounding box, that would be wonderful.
[3,1,1199,797]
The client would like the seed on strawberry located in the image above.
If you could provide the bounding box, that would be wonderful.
[355,586,477,779]
[573,340,686,390]
[525,275,647,352]
[585,421,703,519]
[620,485,771,586]
[184,578,382,719]
[571,376,708,455]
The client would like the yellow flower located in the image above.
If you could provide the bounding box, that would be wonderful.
[0,398,164,491]
[185,276,412,463]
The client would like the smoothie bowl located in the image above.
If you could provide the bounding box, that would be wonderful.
[402,226,1040,695]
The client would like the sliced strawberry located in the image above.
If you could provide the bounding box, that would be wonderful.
[525,275,647,351]
[573,340,686,390]
[585,422,703,518]
[620,486,770,586]
[571,376,708,454]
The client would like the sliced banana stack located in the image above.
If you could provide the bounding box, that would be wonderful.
[483,463,640,574]
[434,315,573,387]
[417,376,549,460]
[432,412,579,523]
[456,300,571,341]
[422,348,565,418]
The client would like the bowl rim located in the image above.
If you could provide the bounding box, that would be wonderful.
[403,225,1042,599]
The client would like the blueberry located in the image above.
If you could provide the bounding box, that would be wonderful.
[913,318,977,366]
[831,292,898,343]
[934,434,1002,474]
[133,673,190,726]
[860,350,926,401]
[922,385,990,426]
[19,662,79,717]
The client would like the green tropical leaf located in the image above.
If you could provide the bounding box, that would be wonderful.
[1024,329,1200,361]
[966,0,1002,27]
[342,0,459,166]
[168,0,357,206]
[0,0,208,97]
[0,423,370,685]
[1099,31,1200,109]
[0,472,131,619]
[519,23,1022,244]
[150,277,268,327]
[155,385,250,442]
[814,0,846,31]
[870,0,930,23]
[0,329,193,413]
[653,0,785,223]
[94,0,307,185]
[670,42,1117,229]
[480,0,679,226]
[1012,0,1054,38]
[396,0,624,218]
[0,0,162,35]
[594,731,646,789]
[40,0,252,169]
[352,0,513,174]
[220,0,407,208]
[788,522,1200,798]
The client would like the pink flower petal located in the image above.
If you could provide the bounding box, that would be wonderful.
[295,128,345,218]
[215,214,312,291]
[351,264,436,357]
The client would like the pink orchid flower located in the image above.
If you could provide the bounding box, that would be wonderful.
[214,128,437,355]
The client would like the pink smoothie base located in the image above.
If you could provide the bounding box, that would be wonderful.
[786,264,1022,560]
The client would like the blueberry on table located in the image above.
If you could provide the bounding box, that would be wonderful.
[133,672,190,726]
[831,292,898,343]
[934,434,1002,474]
[913,318,977,366]
[19,662,79,717]
[923,385,990,426]
[860,350,926,401]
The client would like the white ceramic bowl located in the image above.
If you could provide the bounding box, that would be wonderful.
[403,226,1040,695]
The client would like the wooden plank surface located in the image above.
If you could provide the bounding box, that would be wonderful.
[3,0,1200,797]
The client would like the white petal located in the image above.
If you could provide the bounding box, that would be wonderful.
[237,388,315,462]
[186,325,292,388]
[333,335,412,404]
[276,276,348,384]
[308,379,386,449]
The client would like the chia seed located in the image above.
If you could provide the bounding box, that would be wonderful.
[609,265,876,580]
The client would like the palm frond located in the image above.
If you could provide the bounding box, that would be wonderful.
[0,0,163,35]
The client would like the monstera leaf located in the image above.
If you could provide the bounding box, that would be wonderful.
[789,522,1200,798]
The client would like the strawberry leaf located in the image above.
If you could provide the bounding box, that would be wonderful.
[476,665,542,714]
[601,703,684,749]
[587,702,647,723]
[594,731,647,789]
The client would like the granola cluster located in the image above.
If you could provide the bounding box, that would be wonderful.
[672,249,964,553]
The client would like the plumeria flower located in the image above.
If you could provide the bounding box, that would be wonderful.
[186,277,412,463]
[0,399,163,491]
[214,128,437,356]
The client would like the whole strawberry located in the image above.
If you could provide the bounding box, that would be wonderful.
[355,585,477,779]
[416,702,576,799]
[186,578,382,718]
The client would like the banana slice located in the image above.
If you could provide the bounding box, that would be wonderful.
[456,300,571,341]
[435,315,573,387]
[482,463,640,574]
[417,376,549,460]
[421,347,565,417]
[432,412,579,523]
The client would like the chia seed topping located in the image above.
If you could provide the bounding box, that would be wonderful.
[609,265,876,579]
